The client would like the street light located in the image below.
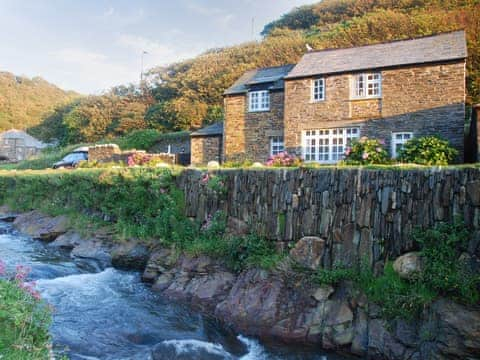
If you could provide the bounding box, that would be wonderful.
[140,50,148,84]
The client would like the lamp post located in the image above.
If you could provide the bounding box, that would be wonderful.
[140,50,148,85]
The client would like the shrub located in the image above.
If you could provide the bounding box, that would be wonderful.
[126,153,170,167]
[222,160,254,168]
[343,137,390,165]
[115,129,162,150]
[0,261,51,359]
[265,152,302,167]
[398,136,458,165]
[413,219,480,304]
[201,173,227,196]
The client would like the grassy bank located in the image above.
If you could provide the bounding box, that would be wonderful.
[0,264,51,359]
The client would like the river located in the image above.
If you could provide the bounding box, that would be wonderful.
[0,220,351,360]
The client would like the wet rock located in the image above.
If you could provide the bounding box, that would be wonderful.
[0,205,16,222]
[393,252,422,280]
[13,210,68,241]
[49,231,83,249]
[111,242,150,270]
[351,308,368,356]
[71,240,112,268]
[289,236,325,270]
[142,248,177,283]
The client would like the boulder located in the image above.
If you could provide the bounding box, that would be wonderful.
[71,240,112,268]
[226,217,249,236]
[0,205,16,222]
[142,248,177,283]
[312,285,334,302]
[13,211,68,241]
[207,161,220,169]
[111,242,150,270]
[290,236,325,270]
[49,231,83,249]
[393,252,422,280]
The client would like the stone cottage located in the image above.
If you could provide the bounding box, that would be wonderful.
[219,31,467,164]
[190,122,223,166]
[0,129,47,161]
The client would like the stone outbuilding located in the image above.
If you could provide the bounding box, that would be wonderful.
[190,122,223,166]
[0,129,47,161]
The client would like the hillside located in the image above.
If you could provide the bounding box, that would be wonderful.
[0,72,79,132]
[30,0,480,145]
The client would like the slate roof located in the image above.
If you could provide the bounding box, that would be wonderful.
[0,129,46,148]
[190,122,224,137]
[286,31,467,79]
[224,64,295,95]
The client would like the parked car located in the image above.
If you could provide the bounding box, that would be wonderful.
[52,147,88,169]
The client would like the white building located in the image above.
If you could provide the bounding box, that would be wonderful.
[0,129,47,161]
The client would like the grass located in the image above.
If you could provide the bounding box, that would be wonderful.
[0,278,51,359]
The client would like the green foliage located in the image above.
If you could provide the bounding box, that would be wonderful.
[0,278,51,359]
[222,160,254,168]
[313,219,479,320]
[413,219,480,303]
[398,136,458,165]
[0,72,78,132]
[261,5,320,36]
[343,138,390,165]
[204,173,228,196]
[115,129,163,150]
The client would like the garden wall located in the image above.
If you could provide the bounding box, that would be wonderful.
[177,167,480,269]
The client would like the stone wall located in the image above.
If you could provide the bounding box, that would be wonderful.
[177,167,480,269]
[224,91,285,162]
[191,135,222,166]
[282,61,466,161]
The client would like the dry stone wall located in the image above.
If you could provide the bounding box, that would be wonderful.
[177,167,480,269]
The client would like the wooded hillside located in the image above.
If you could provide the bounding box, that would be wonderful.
[0,72,78,132]
[30,0,480,145]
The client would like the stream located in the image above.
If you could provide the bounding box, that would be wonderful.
[0,220,350,360]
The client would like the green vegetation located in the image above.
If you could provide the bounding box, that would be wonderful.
[314,220,479,320]
[0,72,78,132]
[25,0,479,146]
[343,138,390,165]
[115,129,190,151]
[0,263,51,359]
[398,136,459,165]
[0,169,280,272]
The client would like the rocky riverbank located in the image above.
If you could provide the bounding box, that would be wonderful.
[3,207,480,360]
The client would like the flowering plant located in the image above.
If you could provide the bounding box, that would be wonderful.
[201,173,227,197]
[127,153,169,167]
[343,137,390,165]
[265,152,302,167]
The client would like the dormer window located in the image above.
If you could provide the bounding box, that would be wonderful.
[249,90,270,112]
[352,73,381,99]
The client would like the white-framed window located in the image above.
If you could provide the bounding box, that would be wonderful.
[303,127,360,163]
[312,78,325,102]
[248,90,270,112]
[391,132,413,158]
[352,73,382,99]
[270,136,285,156]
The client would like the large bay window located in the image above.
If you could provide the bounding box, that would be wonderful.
[303,127,360,163]
[352,73,381,99]
[391,132,413,158]
[248,90,270,112]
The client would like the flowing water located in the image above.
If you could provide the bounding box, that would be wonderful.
[0,221,351,360]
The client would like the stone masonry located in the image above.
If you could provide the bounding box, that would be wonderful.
[284,62,466,160]
[177,167,480,270]
[224,91,285,163]
[191,135,222,166]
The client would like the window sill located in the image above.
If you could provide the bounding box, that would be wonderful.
[349,96,382,102]
[248,109,270,113]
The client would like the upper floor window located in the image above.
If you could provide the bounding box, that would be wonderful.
[312,78,325,102]
[249,90,270,112]
[352,73,382,99]
[270,136,285,156]
[391,132,413,158]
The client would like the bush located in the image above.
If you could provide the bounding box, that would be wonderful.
[0,261,51,359]
[413,219,480,304]
[398,136,458,165]
[343,137,390,165]
[266,152,302,167]
[115,129,162,151]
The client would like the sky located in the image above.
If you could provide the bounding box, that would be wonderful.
[0,0,313,94]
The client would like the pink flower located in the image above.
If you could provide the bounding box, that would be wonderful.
[378,139,386,145]
[345,147,352,156]
[362,152,369,160]
[0,260,5,276]
[201,173,210,184]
